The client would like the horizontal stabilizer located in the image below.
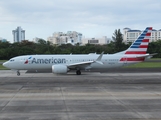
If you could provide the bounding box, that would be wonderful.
[135,53,157,58]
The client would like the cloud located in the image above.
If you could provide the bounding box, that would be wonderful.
[0,0,161,42]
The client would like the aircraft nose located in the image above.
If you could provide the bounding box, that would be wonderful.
[3,61,9,68]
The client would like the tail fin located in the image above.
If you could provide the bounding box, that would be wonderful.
[125,27,152,55]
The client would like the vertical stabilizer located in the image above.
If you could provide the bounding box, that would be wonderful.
[125,27,152,55]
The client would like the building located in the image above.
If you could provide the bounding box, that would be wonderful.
[123,27,161,43]
[12,26,25,42]
[151,29,161,41]
[47,31,82,45]
[81,36,110,45]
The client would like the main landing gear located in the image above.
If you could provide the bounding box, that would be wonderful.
[17,71,20,76]
[76,70,81,75]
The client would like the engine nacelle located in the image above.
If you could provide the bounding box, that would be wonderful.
[52,65,68,74]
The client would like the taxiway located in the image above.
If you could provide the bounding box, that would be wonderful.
[0,70,161,120]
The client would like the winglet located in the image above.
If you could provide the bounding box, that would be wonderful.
[95,51,104,65]
[96,51,104,61]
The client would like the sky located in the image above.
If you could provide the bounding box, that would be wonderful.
[0,0,161,43]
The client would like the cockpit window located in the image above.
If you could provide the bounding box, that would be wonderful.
[10,59,15,62]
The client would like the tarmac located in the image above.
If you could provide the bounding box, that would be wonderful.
[0,70,161,120]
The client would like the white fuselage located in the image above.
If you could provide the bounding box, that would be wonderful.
[3,54,138,71]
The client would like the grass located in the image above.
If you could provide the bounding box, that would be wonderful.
[0,60,8,70]
[0,60,7,62]
[0,65,9,70]
[150,58,161,60]
[125,62,161,68]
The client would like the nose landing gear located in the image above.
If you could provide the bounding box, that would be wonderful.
[17,71,20,76]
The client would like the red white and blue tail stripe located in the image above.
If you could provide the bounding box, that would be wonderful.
[125,27,152,55]
[120,27,152,63]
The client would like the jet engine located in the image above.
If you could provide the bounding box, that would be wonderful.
[52,65,68,74]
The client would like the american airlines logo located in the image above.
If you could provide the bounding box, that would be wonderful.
[26,58,66,64]
[24,56,32,64]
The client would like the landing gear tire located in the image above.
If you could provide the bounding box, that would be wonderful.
[76,70,81,75]
[17,71,20,76]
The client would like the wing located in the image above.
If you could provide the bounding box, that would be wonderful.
[67,52,104,69]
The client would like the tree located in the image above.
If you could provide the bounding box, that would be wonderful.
[38,39,47,45]
[148,40,161,58]
[0,41,10,48]
[112,29,123,52]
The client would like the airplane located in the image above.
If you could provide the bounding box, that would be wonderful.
[3,27,156,76]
